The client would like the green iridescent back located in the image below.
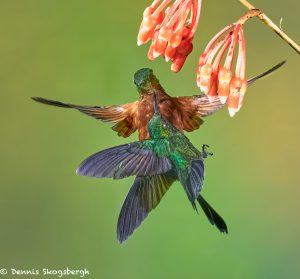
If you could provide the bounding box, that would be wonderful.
[147,112,179,140]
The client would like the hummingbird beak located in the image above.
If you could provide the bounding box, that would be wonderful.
[153,93,160,115]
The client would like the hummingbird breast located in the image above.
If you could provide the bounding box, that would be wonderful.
[137,92,183,140]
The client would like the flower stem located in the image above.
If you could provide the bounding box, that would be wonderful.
[239,0,300,54]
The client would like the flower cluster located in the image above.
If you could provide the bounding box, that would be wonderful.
[137,3,266,116]
[196,21,247,117]
[195,10,262,116]
[137,0,202,72]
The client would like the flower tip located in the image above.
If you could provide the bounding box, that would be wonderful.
[171,56,186,73]
[228,108,237,117]
[171,65,180,73]
[165,46,176,61]
[137,39,143,46]
[208,95,216,103]
[171,62,182,73]
[152,50,161,59]
[199,85,209,94]
[219,96,228,104]
[165,55,171,62]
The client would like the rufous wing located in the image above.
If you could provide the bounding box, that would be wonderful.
[32,97,139,138]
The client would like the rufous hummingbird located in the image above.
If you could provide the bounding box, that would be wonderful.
[32,61,285,140]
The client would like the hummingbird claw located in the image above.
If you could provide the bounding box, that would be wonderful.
[202,144,213,158]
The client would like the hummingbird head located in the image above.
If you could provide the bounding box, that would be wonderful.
[147,94,178,139]
[134,68,161,94]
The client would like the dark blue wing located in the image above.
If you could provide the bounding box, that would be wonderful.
[76,140,172,179]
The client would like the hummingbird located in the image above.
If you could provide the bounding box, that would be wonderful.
[32,61,285,140]
[77,94,227,243]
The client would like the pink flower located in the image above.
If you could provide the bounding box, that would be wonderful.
[138,0,202,72]
[196,17,249,117]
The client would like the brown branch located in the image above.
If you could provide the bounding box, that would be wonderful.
[239,0,300,55]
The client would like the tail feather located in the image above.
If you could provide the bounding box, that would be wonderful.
[179,160,205,209]
[197,195,228,234]
[117,171,177,243]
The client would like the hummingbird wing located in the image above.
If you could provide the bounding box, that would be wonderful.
[247,60,286,86]
[178,159,205,209]
[117,171,177,243]
[76,140,172,179]
[197,195,228,234]
[175,95,223,118]
[31,97,138,138]
[174,60,286,120]
[170,95,221,132]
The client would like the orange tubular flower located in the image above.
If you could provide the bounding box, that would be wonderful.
[138,0,202,72]
[196,11,259,117]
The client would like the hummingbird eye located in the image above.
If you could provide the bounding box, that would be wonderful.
[134,79,143,87]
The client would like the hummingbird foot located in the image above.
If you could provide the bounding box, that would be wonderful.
[202,144,213,158]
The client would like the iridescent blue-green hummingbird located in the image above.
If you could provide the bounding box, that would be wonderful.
[77,94,227,243]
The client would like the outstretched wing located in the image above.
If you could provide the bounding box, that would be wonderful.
[31,97,138,138]
[76,140,172,179]
[197,195,228,234]
[117,171,177,243]
[175,95,224,118]
[178,159,205,209]
[174,60,286,118]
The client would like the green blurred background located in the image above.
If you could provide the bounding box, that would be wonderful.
[0,0,299,278]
